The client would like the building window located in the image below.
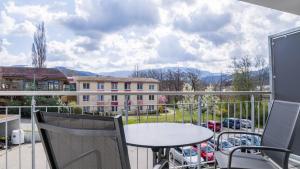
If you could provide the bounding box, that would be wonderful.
[149,95,154,100]
[149,84,155,90]
[83,83,90,89]
[98,106,104,112]
[112,106,118,112]
[83,95,89,101]
[97,95,104,101]
[137,83,143,90]
[125,95,130,101]
[148,105,155,111]
[47,81,59,90]
[137,95,143,100]
[138,106,143,111]
[97,82,104,90]
[112,95,118,101]
[111,82,118,90]
[125,82,131,90]
[83,106,90,113]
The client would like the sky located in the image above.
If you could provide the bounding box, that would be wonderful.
[0,0,300,73]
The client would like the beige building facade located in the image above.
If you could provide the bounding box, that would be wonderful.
[73,76,159,114]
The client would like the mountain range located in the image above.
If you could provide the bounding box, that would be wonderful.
[56,66,225,83]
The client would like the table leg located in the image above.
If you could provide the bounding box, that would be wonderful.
[151,148,169,168]
[152,148,163,165]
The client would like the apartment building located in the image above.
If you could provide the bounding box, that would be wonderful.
[73,76,159,113]
[0,67,68,91]
[0,67,69,106]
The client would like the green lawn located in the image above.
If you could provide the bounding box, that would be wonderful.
[124,108,222,124]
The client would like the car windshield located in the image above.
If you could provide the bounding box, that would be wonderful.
[183,149,197,156]
[241,139,248,145]
[201,146,214,153]
[222,141,233,148]
[243,135,261,144]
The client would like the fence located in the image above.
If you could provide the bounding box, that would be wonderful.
[0,91,271,169]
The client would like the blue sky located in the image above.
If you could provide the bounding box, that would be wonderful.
[0,0,300,73]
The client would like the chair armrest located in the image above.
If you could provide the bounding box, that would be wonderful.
[227,146,291,169]
[216,131,262,150]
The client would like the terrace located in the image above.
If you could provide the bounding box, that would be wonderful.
[2,1,300,169]
[0,91,273,169]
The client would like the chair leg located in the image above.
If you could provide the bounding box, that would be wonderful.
[214,160,217,169]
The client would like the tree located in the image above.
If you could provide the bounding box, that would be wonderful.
[186,69,202,91]
[232,55,253,91]
[32,22,47,68]
[254,55,268,91]
[202,85,220,119]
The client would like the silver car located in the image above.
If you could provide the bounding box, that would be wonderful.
[240,119,252,128]
[169,146,204,168]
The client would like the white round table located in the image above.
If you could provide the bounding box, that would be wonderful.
[124,123,213,167]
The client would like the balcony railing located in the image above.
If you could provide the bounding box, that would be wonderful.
[0,90,287,169]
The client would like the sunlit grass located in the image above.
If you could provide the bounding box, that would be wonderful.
[123,107,222,124]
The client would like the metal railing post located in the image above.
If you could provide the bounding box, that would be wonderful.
[197,96,202,126]
[31,96,36,169]
[251,95,255,145]
[125,96,129,124]
[5,107,8,169]
[197,96,202,168]
[18,107,22,169]
[251,95,255,132]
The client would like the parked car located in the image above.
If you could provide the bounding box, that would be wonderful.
[241,134,261,146]
[227,137,258,153]
[192,143,215,162]
[240,119,252,128]
[207,120,221,132]
[207,138,217,146]
[208,139,234,151]
[170,146,203,168]
[227,137,252,146]
[222,118,240,129]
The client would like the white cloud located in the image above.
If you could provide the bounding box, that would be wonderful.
[4,2,68,23]
[0,11,35,36]
[63,0,159,37]
[1,0,300,73]
[0,46,30,66]
[0,11,15,35]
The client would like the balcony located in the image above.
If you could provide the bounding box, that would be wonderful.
[2,90,298,169]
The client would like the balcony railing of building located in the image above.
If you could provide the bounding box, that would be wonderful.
[0,81,69,91]
[3,90,298,169]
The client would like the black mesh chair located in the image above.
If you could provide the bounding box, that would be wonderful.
[215,100,300,169]
[35,111,169,169]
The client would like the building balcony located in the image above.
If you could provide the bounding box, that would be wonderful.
[0,91,299,169]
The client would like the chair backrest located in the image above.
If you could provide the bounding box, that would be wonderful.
[34,111,131,169]
[261,100,300,168]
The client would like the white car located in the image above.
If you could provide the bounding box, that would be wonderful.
[240,119,252,128]
[169,146,204,168]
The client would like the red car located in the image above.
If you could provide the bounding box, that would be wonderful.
[192,143,215,162]
[207,120,221,132]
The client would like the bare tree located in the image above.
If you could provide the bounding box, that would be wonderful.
[186,69,202,91]
[254,55,268,91]
[32,22,47,68]
[232,55,253,91]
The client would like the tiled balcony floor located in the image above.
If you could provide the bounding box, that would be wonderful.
[1,142,299,169]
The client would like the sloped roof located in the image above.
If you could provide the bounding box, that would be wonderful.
[0,67,68,82]
[73,76,160,83]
